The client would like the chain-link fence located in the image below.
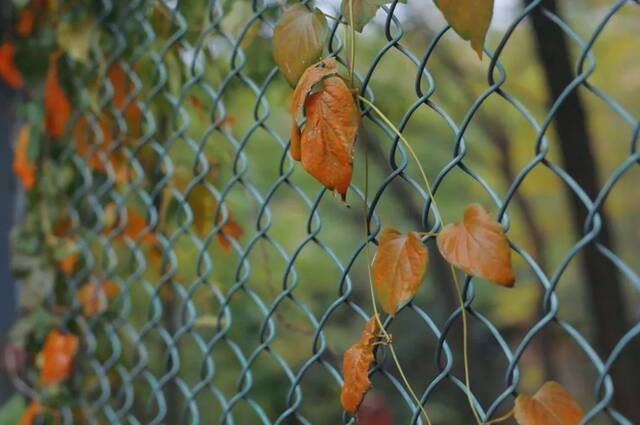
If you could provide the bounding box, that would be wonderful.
[5,0,640,424]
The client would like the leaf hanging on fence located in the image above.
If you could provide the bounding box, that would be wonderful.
[433,0,494,58]
[299,75,360,199]
[108,63,142,123]
[437,203,514,286]
[273,4,329,87]
[514,381,583,425]
[0,41,23,89]
[290,58,339,161]
[340,0,406,33]
[40,329,79,386]
[56,16,97,64]
[13,125,36,190]
[44,54,72,138]
[341,316,379,416]
[17,401,41,425]
[372,228,428,315]
[103,204,157,244]
[77,281,120,316]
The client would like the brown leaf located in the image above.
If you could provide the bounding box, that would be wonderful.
[290,58,339,161]
[341,317,379,416]
[40,329,79,386]
[0,41,23,89]
[44,54,72,138]
[433,0,494,58]
[437,204,514,286]
[300,76,359,199]
[372,228,428,315]
[273,4,329,86]
[13,125,36,190]
[514,381,583,425]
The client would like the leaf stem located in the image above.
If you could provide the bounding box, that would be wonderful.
[358,95,483,425]
[347,0,356,87]
[484,408,514,425]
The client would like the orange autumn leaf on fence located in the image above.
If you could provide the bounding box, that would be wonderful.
[108,64,141,122]
[514,381,583,425]
[103,204,157,244]
[19,401,42,425]
[341,316,379,416]
[437,203,515,286]
[44,54,72,138]
[77,281,120,316]
[0,41,23,88]
[57,250,78,274]
[217,215,243,252]
[372,229,428,315]
[16,7,36,36]
[13,125,36,189]
[40,329,79,386]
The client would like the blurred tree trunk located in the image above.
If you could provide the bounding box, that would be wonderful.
[526,0,640,420]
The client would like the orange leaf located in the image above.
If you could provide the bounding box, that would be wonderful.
[19,401,42,425]
[217,215,243,252]
[76,281,120,316]
[40,329,79,386]
[0,41,23,89]
[108,64,141,122]
[341,317,379,416]
[300,76,359,199]
[514,381,583,425]
[372,228,428,315]
[13,125,36,189]
[437,203,515,286]
[16,7,36,36]
[290,58,339,161]
[103,204,157,244]
[57,252,78,275]
[44,54,72,138]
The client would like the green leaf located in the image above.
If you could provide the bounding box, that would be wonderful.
[0,395,26,425]
[56,16,97,64]
[433,0,494,58]
[341,0,406,33]
[273,4,329,87]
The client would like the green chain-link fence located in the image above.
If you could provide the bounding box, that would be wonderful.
[5,0,640,424]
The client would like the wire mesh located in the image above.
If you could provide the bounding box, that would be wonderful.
[8,0,640,424]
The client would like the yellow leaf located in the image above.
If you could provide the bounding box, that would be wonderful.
[56,17,97,64]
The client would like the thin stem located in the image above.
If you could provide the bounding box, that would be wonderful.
[484,408,514,425]
[357,95,483,425]
[323,12,348,25]
[348,0,356,87]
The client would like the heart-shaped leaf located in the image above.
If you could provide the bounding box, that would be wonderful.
[514,381,583,425]
[340,316,379,416]
[340,0,406,33]
[433,0,494,58]
[290,58,339,161]
[40,329,79,386]
[437,204,514,286]
[273,4,329,87]
[299,75,359,199]
[372,228,428,315]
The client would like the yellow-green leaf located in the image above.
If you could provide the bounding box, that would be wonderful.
[273,4,329,86]
[433,0,494,58]
[340,0,406,33]
[56,16,97,64]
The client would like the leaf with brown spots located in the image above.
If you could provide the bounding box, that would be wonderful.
[40,329,78,386]
[340,316,379,416]
[0,41,23,89]
[44,54,72,138]
[290,58,339,161]
[437,203,515,286]
[13,125,36,190]
[433,0,494,58]
[372,228,428,315]
[514,381,583,425]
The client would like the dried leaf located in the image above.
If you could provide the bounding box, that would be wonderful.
[290,58,339,161]
[16,7,35,37]
[44,54,72,138]
[340,0,406,33]
[437,203,515,286]
[372,228,428,315]
[433,0,494,58]
[341,317,379,416]
[300,76,360,199]
[273,4,329,87]
[13,125,36,190]
[18,401,41,425]
[77,281,120,316]
[514,381,583,425]
[40,329,78,386]
[0,41,23,89]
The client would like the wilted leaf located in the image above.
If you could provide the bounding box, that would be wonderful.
[433,0,494,58]
[13,125,36,190]
[273,4,329,86]
[340,0,406,33]
[15,7,35,37]
[77,281,120,316]
[514,381,583,425]
[0,41,23,89]
[40,329,79,386]
[17,401,40,425]
[341,317,379,416]
[56,16,97,63]
[372,228,428,315]
[437,203,515,286]
[44,54,72,138]
[299,76,360,199]
[290,58,339,161]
